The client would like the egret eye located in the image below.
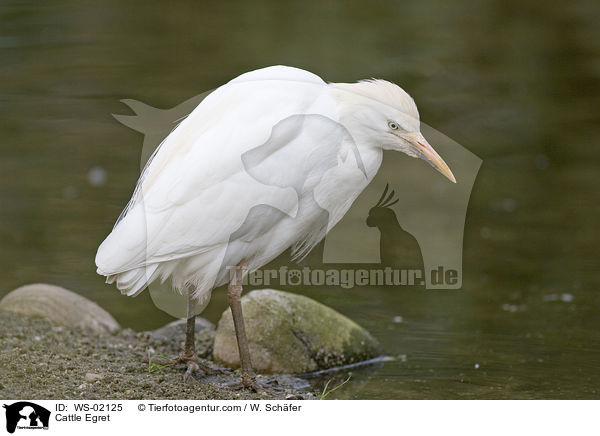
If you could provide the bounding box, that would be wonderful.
[388,121,399,130]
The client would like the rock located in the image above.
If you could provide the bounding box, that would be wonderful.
[213,289,381,373]
[0,284,120,334]
[150,318,214,342]
[84,373,104,382]
[148,318,215,357]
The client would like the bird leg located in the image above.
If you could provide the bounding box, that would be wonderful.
[172,287,220,382]
[182,287,198,358]
[227,260,259,391]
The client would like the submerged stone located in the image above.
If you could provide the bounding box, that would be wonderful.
[213,289,381,373]
[0,283,120,334]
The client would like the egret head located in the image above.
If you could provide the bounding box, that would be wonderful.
[331,79,456,183]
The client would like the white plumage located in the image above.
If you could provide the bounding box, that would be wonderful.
[95,65,455,312]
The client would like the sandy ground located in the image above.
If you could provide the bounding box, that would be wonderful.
[0,311,315,400]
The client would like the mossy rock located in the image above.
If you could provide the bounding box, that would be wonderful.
[213,289,381,373]
[0,283,120,334]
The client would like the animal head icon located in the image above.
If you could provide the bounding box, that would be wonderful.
[366,183,399,228]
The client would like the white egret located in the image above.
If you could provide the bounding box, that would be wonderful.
[95,65,455,389]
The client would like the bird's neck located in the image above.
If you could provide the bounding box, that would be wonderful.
[356,143,383,182]
[326,86,383,179]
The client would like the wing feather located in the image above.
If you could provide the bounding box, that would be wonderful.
[96,66,338,275]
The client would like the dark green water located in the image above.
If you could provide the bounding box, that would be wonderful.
[2,0,599,398]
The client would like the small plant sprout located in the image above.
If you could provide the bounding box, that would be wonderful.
[319,375,352,400]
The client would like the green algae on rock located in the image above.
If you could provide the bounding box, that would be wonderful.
[213,289,382,373]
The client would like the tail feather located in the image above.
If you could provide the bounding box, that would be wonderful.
[104,264,159,297]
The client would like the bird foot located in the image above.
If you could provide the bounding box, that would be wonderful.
[171,352,229,383]
[228,373,272,394]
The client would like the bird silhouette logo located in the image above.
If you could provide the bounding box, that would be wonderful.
[366,183,424,271]
[3,402,50,434]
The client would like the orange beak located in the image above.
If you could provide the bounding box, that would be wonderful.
[405,132,456,183]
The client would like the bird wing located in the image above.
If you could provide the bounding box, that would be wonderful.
[96,66,339,275]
